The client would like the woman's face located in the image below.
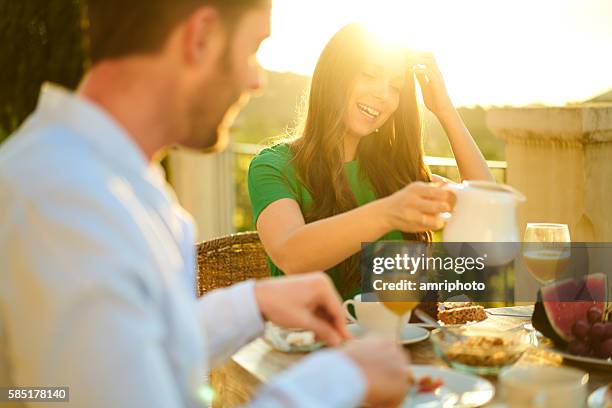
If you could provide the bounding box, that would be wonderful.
[344,58,406,137]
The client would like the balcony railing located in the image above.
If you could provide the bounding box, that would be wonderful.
[231,143,507,232]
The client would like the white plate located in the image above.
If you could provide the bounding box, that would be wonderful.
[403,365,495,408]
[412,320,483,330]
[413,322,439,330]
[552,348,612,368]
[588,385,610,408]
[347,323,430,345]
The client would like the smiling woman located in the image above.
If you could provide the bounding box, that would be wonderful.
[247,23,492,299]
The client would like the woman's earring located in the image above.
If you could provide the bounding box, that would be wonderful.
[375,128,379,133]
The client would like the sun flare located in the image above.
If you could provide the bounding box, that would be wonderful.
[257,0,612,107]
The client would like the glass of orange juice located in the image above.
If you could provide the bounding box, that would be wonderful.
[376,271,424,343]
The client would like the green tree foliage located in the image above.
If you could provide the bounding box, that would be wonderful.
[0,0,85,143]
[422,106,506,161]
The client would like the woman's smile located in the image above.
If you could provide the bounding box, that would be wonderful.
[356,102,381,120]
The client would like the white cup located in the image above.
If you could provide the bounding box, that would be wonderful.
[499,366,588,408]
[342,294,409,339]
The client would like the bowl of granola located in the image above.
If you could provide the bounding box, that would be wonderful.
[431,327,533,375]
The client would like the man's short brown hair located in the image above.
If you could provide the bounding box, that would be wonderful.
[85,0,264,64]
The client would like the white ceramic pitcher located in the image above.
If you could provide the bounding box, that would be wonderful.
[442,181,527,266]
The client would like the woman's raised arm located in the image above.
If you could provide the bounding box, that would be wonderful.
[410,52,494,182]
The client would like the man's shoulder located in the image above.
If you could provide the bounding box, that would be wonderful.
[0,121,113,198]
[0,122,168,276]
[0,121,155,240]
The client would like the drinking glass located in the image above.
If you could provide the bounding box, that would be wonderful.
[376,271,424,343]
[371,241,428,342]
[523,223,571,284]
[500,366,588,408]
[522,223,571,332]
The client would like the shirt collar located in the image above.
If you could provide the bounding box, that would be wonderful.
[35,82,162,180]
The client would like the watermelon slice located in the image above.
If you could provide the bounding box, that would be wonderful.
[532,273,608,346]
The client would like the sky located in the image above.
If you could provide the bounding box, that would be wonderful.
[257,0,612,107]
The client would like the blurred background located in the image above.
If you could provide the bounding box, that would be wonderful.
[1,0,611,245]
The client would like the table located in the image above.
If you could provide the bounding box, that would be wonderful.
[213,306,611,407]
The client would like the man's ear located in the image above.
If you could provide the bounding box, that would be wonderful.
[181,7,226,67]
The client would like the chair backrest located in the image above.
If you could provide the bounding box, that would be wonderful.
[195,231,270,297]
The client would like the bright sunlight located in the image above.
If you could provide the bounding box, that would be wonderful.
[257,0,612,107]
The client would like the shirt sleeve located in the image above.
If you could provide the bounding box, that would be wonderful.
[247,148,298,224]
[246,349,367,408]
[194,280,368,408]
[196,281,265,368]
[0,185,192,408]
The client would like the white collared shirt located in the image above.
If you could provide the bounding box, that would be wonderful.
[0,84,365,408]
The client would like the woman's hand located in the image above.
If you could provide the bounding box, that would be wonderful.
[408,52,455,119]
[380,181,455,233]
[406,53,495,182]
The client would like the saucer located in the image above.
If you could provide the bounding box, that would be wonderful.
[347,323,429,345]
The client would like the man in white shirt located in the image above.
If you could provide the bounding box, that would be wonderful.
[0,0,413,407]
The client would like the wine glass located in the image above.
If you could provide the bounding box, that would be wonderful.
[523,223,571,284]
[523,223,571,332]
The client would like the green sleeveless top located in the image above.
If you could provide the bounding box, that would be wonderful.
[247,143,403,299]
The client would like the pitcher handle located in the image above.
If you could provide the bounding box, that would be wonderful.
[342,299,357,323]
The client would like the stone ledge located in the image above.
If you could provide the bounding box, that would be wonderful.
[486,105,612,143]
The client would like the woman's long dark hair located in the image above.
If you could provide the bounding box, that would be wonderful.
[290,24,432,297]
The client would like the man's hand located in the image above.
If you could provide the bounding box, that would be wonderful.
[342,336,413,408]
[253,272,350,346]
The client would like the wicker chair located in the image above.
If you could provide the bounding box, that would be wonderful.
[195,231,271,407]
[195,231,270,296]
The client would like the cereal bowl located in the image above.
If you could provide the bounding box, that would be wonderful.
[430,327,533,375]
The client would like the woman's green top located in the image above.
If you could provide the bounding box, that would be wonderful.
[247,143,403,299]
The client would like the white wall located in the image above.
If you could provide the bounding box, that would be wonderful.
[166,148,235,242]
